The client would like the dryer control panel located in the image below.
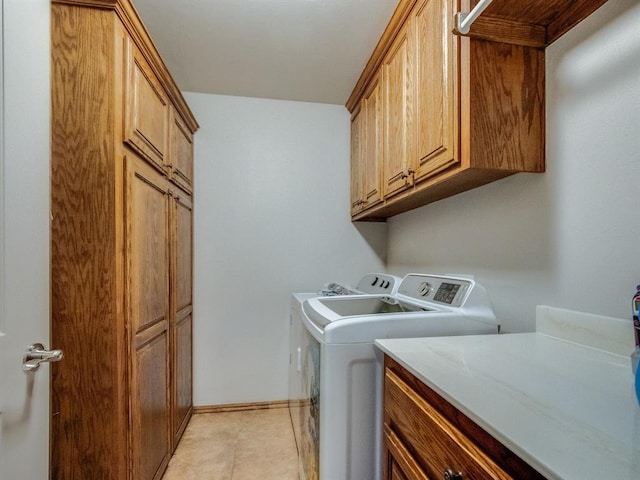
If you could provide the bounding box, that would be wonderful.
[397,274,472,308]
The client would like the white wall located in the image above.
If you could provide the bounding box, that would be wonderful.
[185,93,386,405]
[386,0,640,333]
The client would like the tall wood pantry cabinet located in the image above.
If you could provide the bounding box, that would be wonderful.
[50,1,198,479]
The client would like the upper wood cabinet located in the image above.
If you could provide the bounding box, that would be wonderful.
[382,21,414,200]
[348,0,606,221]
[50,1,198,479]
[351,74,384,215]
[170,107,195,193]
[413,0,457,182]
[350,105,364,213]
[124,37,170,172]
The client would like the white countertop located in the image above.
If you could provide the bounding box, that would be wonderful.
[375,306,640,480]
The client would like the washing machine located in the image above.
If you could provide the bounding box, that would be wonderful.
[298,273,499,480]
[288,274,400,478]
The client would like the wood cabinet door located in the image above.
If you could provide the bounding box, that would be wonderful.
[169,108,194,193]
[350,105,364,214]
[413,0,458,181]
[171,193,193,448]
[385,368,513,480]
[383,22,414,199]
[125,155,171,480]
[383,425,430,480]
[124,37,169,172]
[362,74,383,209]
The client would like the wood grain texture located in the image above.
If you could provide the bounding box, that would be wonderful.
[384,426,430,480]
[124,36,170,172]
[384,356,548,480]
[50,5,127,480]
[172,312,193,449]
[173,195,193,314]
[362,75,384,209]
[545,0,609,45]
[350,106,364,213]
[413,0,459,182]
[478,0,607,27]
[458,0,608,47]
[53,0,199,133]
[351,74,384,216]
[51,2,196,478]
[385,368,513,479]
[169,108,194,194]
[348,0,603,112]
[126,157,171,341]
[383,22,414,199]
[461,16,547,48]
[346,0,417,112]
[171,193,194,449]
[348,0,605,221]
[468,39,544,172]
[125,155,172,480]
[132,331,171,480]
[350,0,545,221]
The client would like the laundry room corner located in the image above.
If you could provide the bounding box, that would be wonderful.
[186,92,387,406]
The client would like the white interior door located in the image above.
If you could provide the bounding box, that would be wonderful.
[0,1,52,478]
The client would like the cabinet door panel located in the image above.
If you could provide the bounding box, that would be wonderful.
[124,37,169,171]
[174,195,193,312]
[170,109,194,193]
[384,425,430,480]
[414,0,458,180]
[126,155,171,480]
[171,193,193,447]
[133,331,171,480]
[383,25,413,199]
[128,160,170,335]
[350,105,364,214]
[362,76,383,209]
[173,312,193,445]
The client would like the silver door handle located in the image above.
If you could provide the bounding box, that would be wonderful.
[23,343,64,372]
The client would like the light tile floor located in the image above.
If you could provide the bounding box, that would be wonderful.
[163,408,299,480]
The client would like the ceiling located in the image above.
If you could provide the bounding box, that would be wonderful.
[131,0,399,106]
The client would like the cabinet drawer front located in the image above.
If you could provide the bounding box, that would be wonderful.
[385,369,512,480]
[125,37,169,171]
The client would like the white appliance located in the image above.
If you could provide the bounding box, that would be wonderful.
[288,274,400,478]
[296,273,499,480]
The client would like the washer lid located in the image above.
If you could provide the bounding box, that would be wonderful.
[303,295,435,328]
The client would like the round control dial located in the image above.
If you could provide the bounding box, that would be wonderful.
[419,282,432,297]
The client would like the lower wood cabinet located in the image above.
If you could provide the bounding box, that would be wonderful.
[383,356,546,480]
[171,193,194,448]
[126,156,173,480]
